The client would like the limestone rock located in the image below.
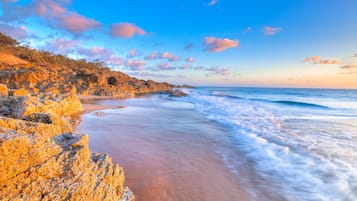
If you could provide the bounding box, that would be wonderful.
[0,84,8,97]
[0,85,134,201]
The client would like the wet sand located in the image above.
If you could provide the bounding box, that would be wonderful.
[78,97,282,201]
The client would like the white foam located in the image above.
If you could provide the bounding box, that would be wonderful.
[184,89,357,201]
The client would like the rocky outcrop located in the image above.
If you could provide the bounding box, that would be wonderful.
[168,89,188,97]
[0,32,174,97]
[0,85,134,201]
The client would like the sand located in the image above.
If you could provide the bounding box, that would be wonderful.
[77,98,257,201]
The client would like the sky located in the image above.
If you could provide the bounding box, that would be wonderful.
[0,0,357,88]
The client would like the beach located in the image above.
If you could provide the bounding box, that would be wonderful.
[77,88,357,201]
[77,94,286,201]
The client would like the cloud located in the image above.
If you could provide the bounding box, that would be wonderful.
[33,0,100,34]
[0,23,28,39]
[129,72,185,79]
[58,13,100,34]
[157,63,177,71]
[304,56,340,64]
[318,59,340,64]
[1,0,100,34]
[105,56,123,66]
[208,0,218,6]
[125,59,146,70]
[263,26,282,36]
[185,57,195,62]
[161,52,180,62]
[242,27,252,34]
[77,47,113,59]
[184,43,193,51]
[127,49,141,58]
[340,65,357,70]
[110,23,145,38]
[76,46,124,66]
[42,38,79,54]
[206,67,230,76]
[204,37,239,52]
[144,52,159,60]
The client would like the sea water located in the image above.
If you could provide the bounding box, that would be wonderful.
[78,87,357,201]
[181,87,357,201]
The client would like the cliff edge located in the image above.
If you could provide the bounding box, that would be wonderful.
[0,85,134,201]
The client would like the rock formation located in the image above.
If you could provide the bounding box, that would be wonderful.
[0,33,173,97]
[0,85,134,201]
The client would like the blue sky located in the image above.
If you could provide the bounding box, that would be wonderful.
[1,0,357,88]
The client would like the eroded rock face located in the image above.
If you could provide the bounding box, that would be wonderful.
[0,85,134,201]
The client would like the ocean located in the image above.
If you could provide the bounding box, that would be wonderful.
[78,87,357,201]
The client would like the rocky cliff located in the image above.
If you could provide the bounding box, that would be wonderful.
[0,33,174,97]
[0,87,135,200]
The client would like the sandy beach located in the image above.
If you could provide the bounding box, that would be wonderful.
[77,96,286,201]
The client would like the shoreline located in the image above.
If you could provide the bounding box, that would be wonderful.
[77,96,255,201]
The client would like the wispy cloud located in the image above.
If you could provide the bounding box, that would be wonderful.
[183,43,193,51]
[204,37,239,52]
[208,0,218,6]
[127,49,141,58]
[125,59,146,70]
[42,38,79,54]
[110,23,145,38]
[144,52,159,60]
[0,22,28,39]
[156,63,177,71]
[242,27,252,34]
[340,65,357,70]
[205,67,230,76]
[185,57,195,62]
[304,56,340,64]
[161,52,180,62]
[263,26,282,36]
[77,47,112,59]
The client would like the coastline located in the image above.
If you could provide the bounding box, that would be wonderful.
[77,95,261,201]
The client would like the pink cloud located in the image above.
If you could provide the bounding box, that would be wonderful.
[204,37,239,52]
[110,23,145,38]
[340,65,357,70]
[185,57,195,62]
[206,67,230,76]
[157,63,176,71]
[42,38,79,54]
[77,47,112,59]
[105,56,123,66]
[0,23,28,39]
[33,0,100,34]
[59,13,100,34]
[304,56,321,62]
[317,59,340,64]
[128,49,140,58]
[304,56,340,65]
[125,60,146,70]
[161,52,180,62]
[263,26,282,36]
[144,52,159,60]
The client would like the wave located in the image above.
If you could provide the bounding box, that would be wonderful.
[210,93,330,109]
[270,100,329,109]
[186,89,357,201]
